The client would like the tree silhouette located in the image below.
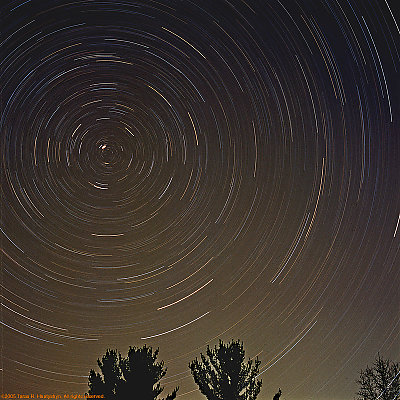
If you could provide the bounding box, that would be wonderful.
[189,339,262,400]
[88,345,179,400]
[273,388,282,400]
[355,354,399,400]
[88,349,121,399]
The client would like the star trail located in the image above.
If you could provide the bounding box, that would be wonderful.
[1,1,399,399]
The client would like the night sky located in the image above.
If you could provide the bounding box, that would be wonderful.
[1,1,399,399]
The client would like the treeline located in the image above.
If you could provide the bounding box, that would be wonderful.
[88,339,272,400]
[87,339,399,400]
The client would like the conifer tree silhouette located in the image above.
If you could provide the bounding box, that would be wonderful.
[189,339,262,400]
[88,346,178,400]
[273,388,282,400]
[88,349,121,399]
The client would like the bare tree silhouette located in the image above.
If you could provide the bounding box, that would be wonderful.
[355,354,399,400]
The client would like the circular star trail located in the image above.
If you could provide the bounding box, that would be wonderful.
[1,1,399,399]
